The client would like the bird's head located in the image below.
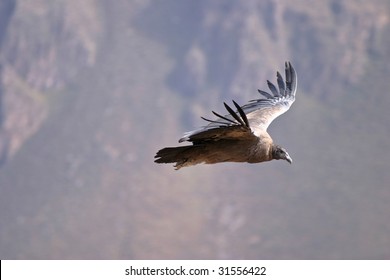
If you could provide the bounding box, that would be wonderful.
[272,145,292,164]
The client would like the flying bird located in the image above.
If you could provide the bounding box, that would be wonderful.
[155,62,297,170]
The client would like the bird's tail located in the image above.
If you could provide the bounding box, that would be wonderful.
[154,145,205,170]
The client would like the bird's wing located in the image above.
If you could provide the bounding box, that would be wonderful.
[242,62,297,137]
[179,101,256,143]
[183,125,254,144]
[179,62,297,142]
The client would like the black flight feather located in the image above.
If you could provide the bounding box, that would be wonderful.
[267,80,279,97]
[211,110,239,125]
[223,102,246,127]
[257,89,273,99]
[276,71,285,95]
[232,100,249,127]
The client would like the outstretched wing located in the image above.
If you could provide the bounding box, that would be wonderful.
[179,62,297,143]
[179,101,255,143]
[243,62,297,136]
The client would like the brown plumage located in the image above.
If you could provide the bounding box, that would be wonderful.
[155,62,297,170]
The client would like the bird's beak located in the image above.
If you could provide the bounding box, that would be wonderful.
[285,154,293,164]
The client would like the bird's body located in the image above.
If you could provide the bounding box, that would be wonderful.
[156,135,272,168]
[155,62,297,170]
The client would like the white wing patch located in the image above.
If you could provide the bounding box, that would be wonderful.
[179,62,297,143]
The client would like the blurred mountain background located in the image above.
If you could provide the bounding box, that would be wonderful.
[0,0,389,259]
